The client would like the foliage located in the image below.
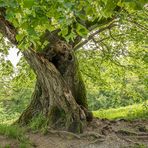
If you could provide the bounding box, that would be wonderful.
[0,54,35,124]
[77,36,147,110]
[28,114,48,133]
[0,0,147,50]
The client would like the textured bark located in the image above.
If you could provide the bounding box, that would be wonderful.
[54,51,88,109]
[17,49,88,133]
[39,33,88,109]
[17,81,42,124]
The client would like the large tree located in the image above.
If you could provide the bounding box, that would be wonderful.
[0,0,147,133]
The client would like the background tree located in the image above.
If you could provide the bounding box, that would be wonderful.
[0,0,147,133]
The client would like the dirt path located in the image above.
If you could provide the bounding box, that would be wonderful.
[0,119,148,148]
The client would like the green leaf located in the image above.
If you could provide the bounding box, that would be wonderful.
[119,0,147,11]
[76,23,88,37]
[23,0,34,8]
[59,27,68,37]
[16,34,25,42]
[102,0,118,17]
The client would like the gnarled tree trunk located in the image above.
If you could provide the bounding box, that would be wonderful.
[0,12,93,131]
[17,41,92,133]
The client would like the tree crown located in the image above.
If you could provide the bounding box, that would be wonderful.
[0,0,147,51]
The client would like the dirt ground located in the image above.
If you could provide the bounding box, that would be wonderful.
[0,118,148,148]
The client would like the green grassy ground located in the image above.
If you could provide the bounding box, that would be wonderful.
[0,100,147,147]
[93,101,148,120]
[0,124,31,148]
[0,100,148,125]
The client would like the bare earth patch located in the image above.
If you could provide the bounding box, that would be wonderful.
[0,118,148,148]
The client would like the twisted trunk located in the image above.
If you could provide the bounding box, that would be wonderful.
[17,45,92,133]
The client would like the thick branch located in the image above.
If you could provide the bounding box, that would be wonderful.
[0,8,17,44]
[70,18,115,47]
[94,33,126,43]
[76,6,121,31]
[87,18,115,31]
[73,22,118,50]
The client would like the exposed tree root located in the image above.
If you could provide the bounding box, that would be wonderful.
[47,130,105,140]
[131,135,148,140]
[117,135,140,145]
[47,130,81,139]
[80,132,105,139]
[88,138,105,145]
[116,129,138,136]
[116,129,148,144]
[136,133,148,136]
[116,129,148,138]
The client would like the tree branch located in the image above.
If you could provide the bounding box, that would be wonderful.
[128,19,148,32]
[73,22,118,51]
[85,6,121,31]
[70,17,116,47]
[87,18,115,31]
[0,8,17,45]
[124,11,148,32]
[95,33,126,44]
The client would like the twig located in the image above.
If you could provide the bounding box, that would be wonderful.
[128,19,148,32]
[108,28,118,41]
[124,11,148,32]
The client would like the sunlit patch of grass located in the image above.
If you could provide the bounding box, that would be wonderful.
[93,101,148,120]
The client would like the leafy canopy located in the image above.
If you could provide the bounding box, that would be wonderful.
[0,0,147,50]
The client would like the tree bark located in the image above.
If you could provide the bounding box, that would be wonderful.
[54,51,88,109]
[17,48,91,133]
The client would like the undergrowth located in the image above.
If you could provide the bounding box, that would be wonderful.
[28,114,48,134]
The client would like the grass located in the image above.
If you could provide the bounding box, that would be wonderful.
[0,101,31,147]
[0,124,30,148]
[28,114,48,134]
[93,101,148,120]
